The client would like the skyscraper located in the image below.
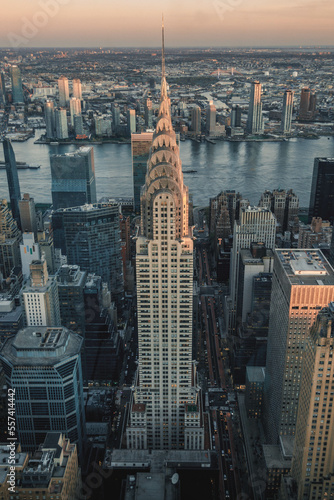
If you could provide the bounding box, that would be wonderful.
[72,78,82,100]
[0,72,6,104]
[0,200,21,279]
[231,104,241,127]
[83,274,122,382]
[291,303,334,499]
[259,189,299,233]
[51,146,97,209]
[19,193,37,236]
[281,90,294,134]
[0,326,86,458]
[330,229,334,267]
[58,76,69,107]
[52,203,123,301]
[309,158,334,224]
[73,114,84,136]
[22,256,61,327]
[44,100,56,139]
[18,433,81,498]
[55,108,69,139]
[209,190,243,238]
[299,88,310,120]
[57,264,87,336]
[131,132,154,213]
[3,139,21,229]
[144,98,153,128]
[127,22,204,451]
[299,88,317,121]
[191,105,201,134]
[127,109,136,136]
[205,100,216,135]
[229,207,276,334]
[264,249,334,444]
[69,97,82,126]
[246,81,264,135]
[231,104,242,128]
[20,232,40,278]
[10,65,24,103]
[112,103,120,133]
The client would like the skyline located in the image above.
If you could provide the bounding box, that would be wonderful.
[0,0,333,48]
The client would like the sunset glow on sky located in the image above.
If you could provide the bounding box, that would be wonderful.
[0,0,333,48]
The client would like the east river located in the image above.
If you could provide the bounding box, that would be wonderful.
[0,132,333,207]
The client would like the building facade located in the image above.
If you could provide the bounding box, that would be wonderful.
[3,139,21,229]
[57,264,87,336]
[0,199,21,279]
[259,189,299,233]
[281,90,294,134]
[58,76,69,107]
[22,257,61,327]
[246,81,264,134]
[10,65,24,103]
[309,158,334,224]
[0,326,86,458]
[72,78,82,100]
[291,303,334,499]
[205,101,216,135]
[69,97,82,126]
[52,203,123,301]
[229,207,276,335]
[264,249,334,444]
[55,108,68,139]
[191,105,201,134]
[45,100,56,139]
[51,146,97,210]
[19,193,37,236]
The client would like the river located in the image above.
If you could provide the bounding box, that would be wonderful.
[0,132,333,207]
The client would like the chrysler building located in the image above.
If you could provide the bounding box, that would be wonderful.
[127,21,204,451]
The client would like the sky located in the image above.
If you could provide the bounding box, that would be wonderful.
[0,0,333,48]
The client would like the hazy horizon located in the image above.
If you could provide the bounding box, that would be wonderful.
[0,0,333,49]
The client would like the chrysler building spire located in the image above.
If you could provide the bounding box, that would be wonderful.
[140,19,190,241]
[160,14,168,103]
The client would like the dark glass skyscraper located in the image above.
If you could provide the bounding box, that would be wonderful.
[3,139,21,228]
[57,264,87,336]
[309,158,334,224]
[83,274,122,382]
[10,65,24,103]
[0,72,6,104]
[0,200,21,279]
[52,202,123,301]
[0,326,86,459]
[51,146,97,209]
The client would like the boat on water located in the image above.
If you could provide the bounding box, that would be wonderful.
[0,161,40,169]
[183,170,198,174]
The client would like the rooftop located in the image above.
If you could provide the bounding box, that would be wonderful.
[0,327,82,366]
[279,436,294,460]
[51,146,92,158]
[276,249,334,286]
[262,444,292,470]
[246,366,265,383]
[106,449,212,471]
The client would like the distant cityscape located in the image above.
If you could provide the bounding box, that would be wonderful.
[0,38,333,500]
